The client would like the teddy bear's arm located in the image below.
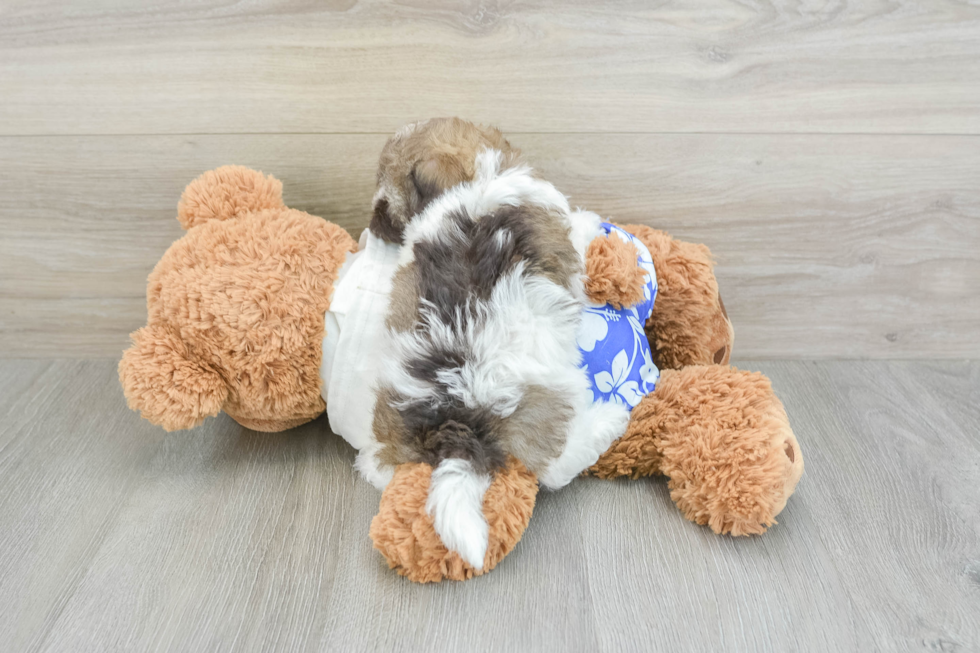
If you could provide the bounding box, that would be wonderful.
[583,233,647,309]
[119,324,228,431]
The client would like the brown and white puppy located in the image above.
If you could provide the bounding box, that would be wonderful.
[360,121,633,570]
[370,117,522,244]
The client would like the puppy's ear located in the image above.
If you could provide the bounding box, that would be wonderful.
[370,197,405,244]
[411,153,471,208]
[370,152,472,246]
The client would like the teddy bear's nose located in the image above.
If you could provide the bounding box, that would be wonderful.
[785,442,795,462]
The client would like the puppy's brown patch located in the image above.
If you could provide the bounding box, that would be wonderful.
[373,117,523,242]
[386,263,421,332]
[373,385,412,467]
[370,198,405,245]
[506,204,582,292]
[497,385,571,475]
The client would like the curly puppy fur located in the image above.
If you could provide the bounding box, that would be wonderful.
[372,149,634,567]
[619,224,734,369]
[119,167,356,432]
[374,118,732,369]
[370,456,538,583]
[590,365,803,536]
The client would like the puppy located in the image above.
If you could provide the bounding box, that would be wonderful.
[358,119,652,569]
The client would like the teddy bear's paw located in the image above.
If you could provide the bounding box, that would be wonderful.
[119,324,228,431]
[369,456,537,583]
[584,233,647,309]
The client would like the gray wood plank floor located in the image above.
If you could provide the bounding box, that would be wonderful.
[0,359,977,652]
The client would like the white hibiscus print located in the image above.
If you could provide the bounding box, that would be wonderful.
[638,345,660,388]
[627,307,646,340]
[612,228,632,244]
[579,223,660,409]
[577,309,609,352]
[594,350,646,407]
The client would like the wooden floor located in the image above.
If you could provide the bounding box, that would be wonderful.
[0,359,977,652]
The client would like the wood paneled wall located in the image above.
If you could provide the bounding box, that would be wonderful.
[1,1,978,358]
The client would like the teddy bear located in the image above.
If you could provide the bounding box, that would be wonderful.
[120,118,804,583]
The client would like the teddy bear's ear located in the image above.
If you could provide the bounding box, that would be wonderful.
[119,324,228,431]
[176,166,285,230]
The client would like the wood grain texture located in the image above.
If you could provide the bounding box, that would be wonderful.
[1,1,980,135]
[1,133,977,358]
[0,359,978,652]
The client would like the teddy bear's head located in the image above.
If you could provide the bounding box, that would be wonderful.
[119,166,355,432]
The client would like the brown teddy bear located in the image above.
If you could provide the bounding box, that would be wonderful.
[120,118,803,583]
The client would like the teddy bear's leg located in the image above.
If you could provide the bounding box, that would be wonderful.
[590,365,803,536]
[223,405,324,433]
[119,324,229,432]
[370,457,538,582]
[618,224,734,369]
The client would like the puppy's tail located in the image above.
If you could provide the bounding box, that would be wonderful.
[424,421,495,570]
[426,457,492,570]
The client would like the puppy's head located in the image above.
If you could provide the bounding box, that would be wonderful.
[371,117,521,243]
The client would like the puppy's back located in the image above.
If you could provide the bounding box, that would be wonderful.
[373,150,587,568]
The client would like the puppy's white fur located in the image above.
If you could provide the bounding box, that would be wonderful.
[567,209,605,266]
[382,148,632,483]
[354,441,395,491]
[539,399,631,489]
[385,262,581,419]
[426,458,492,570]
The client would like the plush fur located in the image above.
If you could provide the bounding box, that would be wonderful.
[119,167,356,432]
[176,165,285,229]
[589,365,804,536]
[372,366,802,582]
[619,224,734,368]
[584,233,648,309]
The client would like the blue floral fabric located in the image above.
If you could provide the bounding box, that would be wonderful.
[577,223,658,409]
